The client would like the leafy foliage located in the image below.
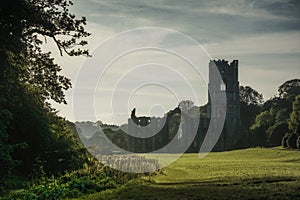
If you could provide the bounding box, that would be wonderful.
[268,122,289,146]
[0,0,90,104]
[278,79,300,99]
[238,86,263,148]
[2,161,154,200]
[289,95,300,134]
[0,106,16,184]
[250,79,300,147]
[250,111,273,146]
[2,169,120,200]
[287,133,298,149]
[0,0,91,180]
[239,86,263,106]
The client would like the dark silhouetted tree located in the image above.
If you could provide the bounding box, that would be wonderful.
[287,133,298,149]
[251,111,273,147]
[289,95,300,134]
[268,122,289,147]
[239,86,263,147]
[0,0,91,176]
[240,86,263,106]
[278,79,300,100]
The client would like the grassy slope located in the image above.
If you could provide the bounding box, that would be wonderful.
[73,148,300,200]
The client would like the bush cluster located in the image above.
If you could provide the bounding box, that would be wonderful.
[2,169,120,200]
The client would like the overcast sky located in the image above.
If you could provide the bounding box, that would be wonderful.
[48,0,300,124]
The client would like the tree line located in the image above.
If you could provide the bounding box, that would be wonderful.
[239,79,300,150]
[89,80,300,153]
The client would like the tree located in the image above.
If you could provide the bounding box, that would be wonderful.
[287,133,298,149]
[262,79,300,118]
[267,122,289,146]
[251,111,274,132]
[250,111,274,147]
[0,0,91,176]
[0,106,15,182]
[239,86,263,106]
[274,108,290,124]
[112,129,128,150]
[1,0,90,104]
[239,86,263,147]
[289,95,300,134]
[278,79,300,99]
[250,80,300,148]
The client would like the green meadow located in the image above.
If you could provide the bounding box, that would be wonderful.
[74,148,300,200]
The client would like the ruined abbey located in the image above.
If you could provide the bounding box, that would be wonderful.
[127,60,241,152]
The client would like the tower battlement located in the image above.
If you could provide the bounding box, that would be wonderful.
[212,59,238,67]
[209,59,238,84]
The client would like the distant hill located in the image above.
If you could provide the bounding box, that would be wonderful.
[74,121,119,139]
[74,121,103,138]
[67,121,123,154]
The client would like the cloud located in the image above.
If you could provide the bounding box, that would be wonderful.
[204,31,300,56]
[71,0,300,43]
[50,0,300,123]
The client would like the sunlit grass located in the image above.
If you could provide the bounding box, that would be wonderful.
[154,148,300,183]
[72,148,300,200]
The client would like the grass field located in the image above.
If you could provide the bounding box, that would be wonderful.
[72,148,300,200]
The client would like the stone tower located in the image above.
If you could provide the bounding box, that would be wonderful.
[208,59,241,151]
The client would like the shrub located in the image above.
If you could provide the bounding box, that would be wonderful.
[2,170,120,200]
[287,133,298,149]
[2,155,160,199]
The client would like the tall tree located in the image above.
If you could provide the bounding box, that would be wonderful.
[1,0,90,104]
[238,86,263,147]
[0,0,91,176]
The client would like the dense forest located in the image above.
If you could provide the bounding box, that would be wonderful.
[0,0,299,199]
